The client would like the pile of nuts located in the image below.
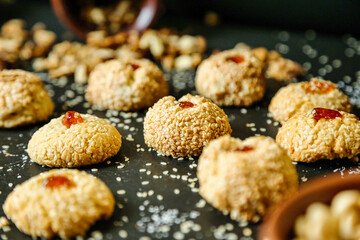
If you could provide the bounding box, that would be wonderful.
[87,28,207,71]
[32,28,207,84]
[32,41,115,84]
[294,190,360,240]
[80,0,140,34]
[0,19,56,70]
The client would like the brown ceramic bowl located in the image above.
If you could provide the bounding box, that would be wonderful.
[51,0,160,39]
[258,172,360,240]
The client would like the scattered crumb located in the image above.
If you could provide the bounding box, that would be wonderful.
[0,217,9,230]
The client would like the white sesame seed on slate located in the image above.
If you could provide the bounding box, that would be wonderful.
[118,230,128,238]
[117,190,126,195]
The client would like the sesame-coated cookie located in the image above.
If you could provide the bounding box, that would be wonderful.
[0,69,54,128]
[195,48,265,106]
[276,108,360,162]
[85,58,168,111]
[28,111,121,167]
[144,94,232,158]
[252,47,304,81]
[197,135,298,222]
[234,43,304,81]
[3,169,115,239]
[269,78,351,123]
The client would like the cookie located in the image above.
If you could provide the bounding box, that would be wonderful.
[234,43,304,81]
[195,48,266,106]
[85,58,168,111]
[144,94,232,158]
[276,108,360,162]
[3,169,115,239]
[197,135,298,222]
[0,69,54,128]
[269,78,351,123]
[253,47,304,81]
[28,111,121,167]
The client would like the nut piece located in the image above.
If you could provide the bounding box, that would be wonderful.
[197,135,298,222]
[139,29,165,58]
[144,94,232,158]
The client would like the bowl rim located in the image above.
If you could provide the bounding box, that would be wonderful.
[50,0,160,39]
[258,172,360,240]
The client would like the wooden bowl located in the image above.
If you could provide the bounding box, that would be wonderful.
[258,173,360,240]
[50,0,160,39]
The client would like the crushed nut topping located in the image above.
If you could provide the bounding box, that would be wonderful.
[0,19,56,70]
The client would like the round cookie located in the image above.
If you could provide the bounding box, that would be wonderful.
[197,135,298,222]
[85,58,168,111]
[269,78,351,123]
[3,169,115,239]
[144,94,232,158]
[195,48,265,106]
[276,108,360,163]
[0,69,54,128]
[28,111,122,167]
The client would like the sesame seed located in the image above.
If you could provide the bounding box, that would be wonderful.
[243,227,252,237]
[118,230,128,238]
[196,199,206,208]
[117,190,126,195]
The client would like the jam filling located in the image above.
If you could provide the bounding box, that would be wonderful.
[43,175,75,189]
[130,64,140,71]
[313,108,342,121]
[62,111,84,128]
[226,55,245,64]
[179,101,194,108]
[234,146,254,152]
[302,80,335,94]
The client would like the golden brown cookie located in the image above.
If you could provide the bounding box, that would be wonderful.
[144,94,232,158]
[269,78,351,123]
[234,43,304,81]
[276,108,360,162]
[197,135,298,222]
[28,111,122,167]
[3,169,115,239]
[0,69,54,128]
[85,58,168,111]
[195,48,266,106]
